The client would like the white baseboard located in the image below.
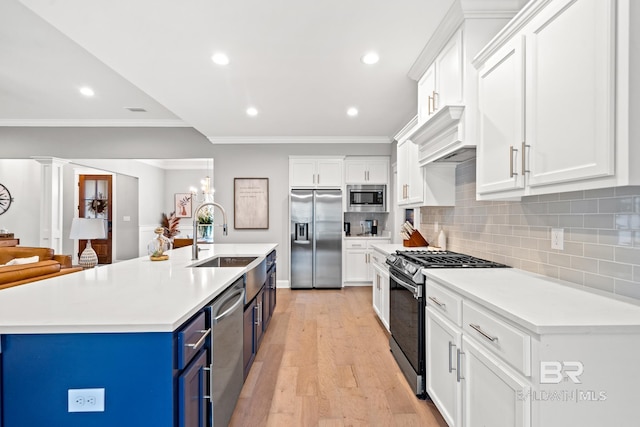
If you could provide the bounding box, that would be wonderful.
[343,282,373,287]
[277,280,289,288]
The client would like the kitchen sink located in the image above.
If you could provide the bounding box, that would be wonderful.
[190,256,257,268]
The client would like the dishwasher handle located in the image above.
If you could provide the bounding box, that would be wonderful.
[211,288,246,325]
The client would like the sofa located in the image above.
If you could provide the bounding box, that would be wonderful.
[0,247,83,290]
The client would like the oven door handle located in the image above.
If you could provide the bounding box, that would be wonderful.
[390,272,422,299]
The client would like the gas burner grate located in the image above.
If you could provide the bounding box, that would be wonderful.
[396,250,508,268]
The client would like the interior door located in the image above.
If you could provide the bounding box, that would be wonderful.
[78,174,112,264]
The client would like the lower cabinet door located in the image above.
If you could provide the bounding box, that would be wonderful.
[426,309,462,427]
[178,350,209,427]
[462,336,530,427]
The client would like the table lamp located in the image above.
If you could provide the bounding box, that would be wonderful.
[70,218,106,269]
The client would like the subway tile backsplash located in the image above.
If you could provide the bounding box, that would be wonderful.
[420,159,640,300]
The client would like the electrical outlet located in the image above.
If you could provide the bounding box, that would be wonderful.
[551,228,564,250]
[68,388,105,412]
[434,221,439,232]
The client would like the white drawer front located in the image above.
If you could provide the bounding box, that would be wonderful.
[426,280,462,327]
[462,301,531,376]
[345,240,367,249]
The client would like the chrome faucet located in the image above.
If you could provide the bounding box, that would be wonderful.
[192,202,228,260]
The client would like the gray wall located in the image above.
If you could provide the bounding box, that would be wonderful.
[420,159,640,300]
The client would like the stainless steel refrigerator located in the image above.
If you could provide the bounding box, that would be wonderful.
[290,189,342,289]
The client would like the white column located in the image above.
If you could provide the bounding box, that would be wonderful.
[32,157,69,253]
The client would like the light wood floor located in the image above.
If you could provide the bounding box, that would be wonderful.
[230,287,448,427]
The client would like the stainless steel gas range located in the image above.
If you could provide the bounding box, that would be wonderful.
[385,249,508,398]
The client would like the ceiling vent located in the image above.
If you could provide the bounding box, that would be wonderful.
[124,107,147,112]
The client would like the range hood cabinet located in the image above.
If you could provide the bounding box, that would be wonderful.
[407,105,475,166]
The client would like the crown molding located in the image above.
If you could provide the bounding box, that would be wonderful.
[393,115,419,143]
[207,136,392,145]
[0,119,189,127]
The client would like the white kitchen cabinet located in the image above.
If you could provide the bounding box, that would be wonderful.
[476,36,526,196]
[289,157,343,188]
[397,138,424,206]
[418,64,436,125]
[474,0,636,200]
[344,157,389,185]
[371,247,390,331]
[417,30,463,127]
[344,239,390,285]
[462,335,531,427]
[396,123,456,207]
[426,309,462,427]
[426,281,531,427]
[344,246,369,283]
[525,0,615,188]
[372,263,390,331]
[425,266,640,427]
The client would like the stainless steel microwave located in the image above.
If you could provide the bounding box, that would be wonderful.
[346,185,386,212]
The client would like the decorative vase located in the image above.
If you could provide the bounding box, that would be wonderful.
[148,227,172,261]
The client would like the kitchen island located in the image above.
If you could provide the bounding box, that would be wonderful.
[0,243,277,427]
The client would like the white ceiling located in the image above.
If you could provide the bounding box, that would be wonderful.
[3,0,456,142]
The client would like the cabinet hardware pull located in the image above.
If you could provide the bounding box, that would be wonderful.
[203,364,213,403]
[469,323,498,342]
[428,296,446,309]
[317,174,320,185]
[185,328,210,350]
[521,141,530,174]
[457,348,464,382]
[428,95,433,115]
[432,91,439,112]
[509,145,518,178]
[254,305,260,326]
[449,341,456,373]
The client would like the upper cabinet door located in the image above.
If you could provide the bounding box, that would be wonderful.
[418,64,436,125]
[435,30,463,110]
[476,36,526,196]
[364,159,389,184]
[316,159,343,188]
[290,158,317,187]
[345,161,368,184]
[525,0,615,188]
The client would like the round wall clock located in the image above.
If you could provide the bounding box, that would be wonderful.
[0,183,13,215]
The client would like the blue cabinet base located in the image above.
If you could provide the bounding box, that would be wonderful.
[1,333,174,427]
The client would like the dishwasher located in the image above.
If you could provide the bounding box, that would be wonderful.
[208,277,245,427]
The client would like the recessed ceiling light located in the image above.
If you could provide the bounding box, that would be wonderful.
[347,107,359,117]
[246,107,258,117]
[211,53,230,66]
[361,52,380,65]
[79,86,95,97]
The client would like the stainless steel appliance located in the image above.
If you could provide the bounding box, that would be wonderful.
[207,277,245,427]
[386,250,508,398]
[346,184,386,212]
[291,189,342,289]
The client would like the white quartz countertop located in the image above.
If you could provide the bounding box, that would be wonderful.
[425,268,640,334]
[0,243,277,334]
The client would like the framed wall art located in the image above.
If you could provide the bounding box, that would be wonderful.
[175,193,193,218]
[234,178,269,229]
